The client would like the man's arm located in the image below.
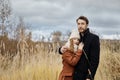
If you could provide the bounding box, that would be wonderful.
[58,47,62,54]
[90,35,100,79]
[86,35,100,79]
[58,46,68,55]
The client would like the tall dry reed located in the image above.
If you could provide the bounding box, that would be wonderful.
[0,39,120,80]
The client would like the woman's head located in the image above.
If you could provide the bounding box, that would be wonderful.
[69,29,80,45]
[65,29,80,52]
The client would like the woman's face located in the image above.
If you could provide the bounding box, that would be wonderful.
[73,38,79,45]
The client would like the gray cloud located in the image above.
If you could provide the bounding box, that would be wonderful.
[11,0,120,36]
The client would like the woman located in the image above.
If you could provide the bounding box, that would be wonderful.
[59,30,84,80]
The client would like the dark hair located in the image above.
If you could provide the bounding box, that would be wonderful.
[76,16,89,24]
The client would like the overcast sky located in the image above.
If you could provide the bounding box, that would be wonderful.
[11,0,120,39]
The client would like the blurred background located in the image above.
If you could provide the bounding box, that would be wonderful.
[1,0,120,41]
[0,0,120,80]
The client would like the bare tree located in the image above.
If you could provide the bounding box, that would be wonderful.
[59,30,71,41]
[51,31,62,42]
[41,35,45,42]
[15,17,27,41]
[27,32,32,41]
[0,0,11,36]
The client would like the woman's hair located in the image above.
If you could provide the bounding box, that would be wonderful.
[69,38,74,52]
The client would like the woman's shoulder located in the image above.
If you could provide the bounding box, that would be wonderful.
[63,49,74,56]
[66,49,73,53]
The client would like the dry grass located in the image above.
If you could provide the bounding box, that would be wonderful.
[0,38,120,80]
[95,40,120,80]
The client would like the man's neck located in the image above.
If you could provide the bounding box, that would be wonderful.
[81,28,89,36]
[81,33,84,36]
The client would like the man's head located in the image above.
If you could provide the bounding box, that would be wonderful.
[76,16,89,33]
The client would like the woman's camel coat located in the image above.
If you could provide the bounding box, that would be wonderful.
[59,49,82,80]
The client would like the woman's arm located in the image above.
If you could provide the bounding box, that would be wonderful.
[62,49,82,66]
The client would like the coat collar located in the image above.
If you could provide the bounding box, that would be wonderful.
[80,28,90,37]
[79,28,90,42]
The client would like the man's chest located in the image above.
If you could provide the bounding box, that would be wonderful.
[82,35,93,54]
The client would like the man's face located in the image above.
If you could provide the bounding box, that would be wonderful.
[77,19,88,33]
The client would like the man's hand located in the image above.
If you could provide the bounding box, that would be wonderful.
[60,45,68,53]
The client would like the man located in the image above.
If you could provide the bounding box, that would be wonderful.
[59,16,100,80]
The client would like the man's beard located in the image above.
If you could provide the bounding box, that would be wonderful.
[78,28,85,33]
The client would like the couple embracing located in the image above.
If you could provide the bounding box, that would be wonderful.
[58,16,100,80]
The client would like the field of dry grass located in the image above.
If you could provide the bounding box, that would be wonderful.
[0,38,120,80]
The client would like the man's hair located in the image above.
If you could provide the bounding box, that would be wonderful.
[76,16,89,24]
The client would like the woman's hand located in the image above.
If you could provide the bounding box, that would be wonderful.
[78,42,84,50]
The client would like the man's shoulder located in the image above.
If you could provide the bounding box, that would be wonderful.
[89,32,99,39]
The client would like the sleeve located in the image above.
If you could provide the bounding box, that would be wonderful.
[86,36,100,79]
[62,49,82,66]
[58,47,62,55]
